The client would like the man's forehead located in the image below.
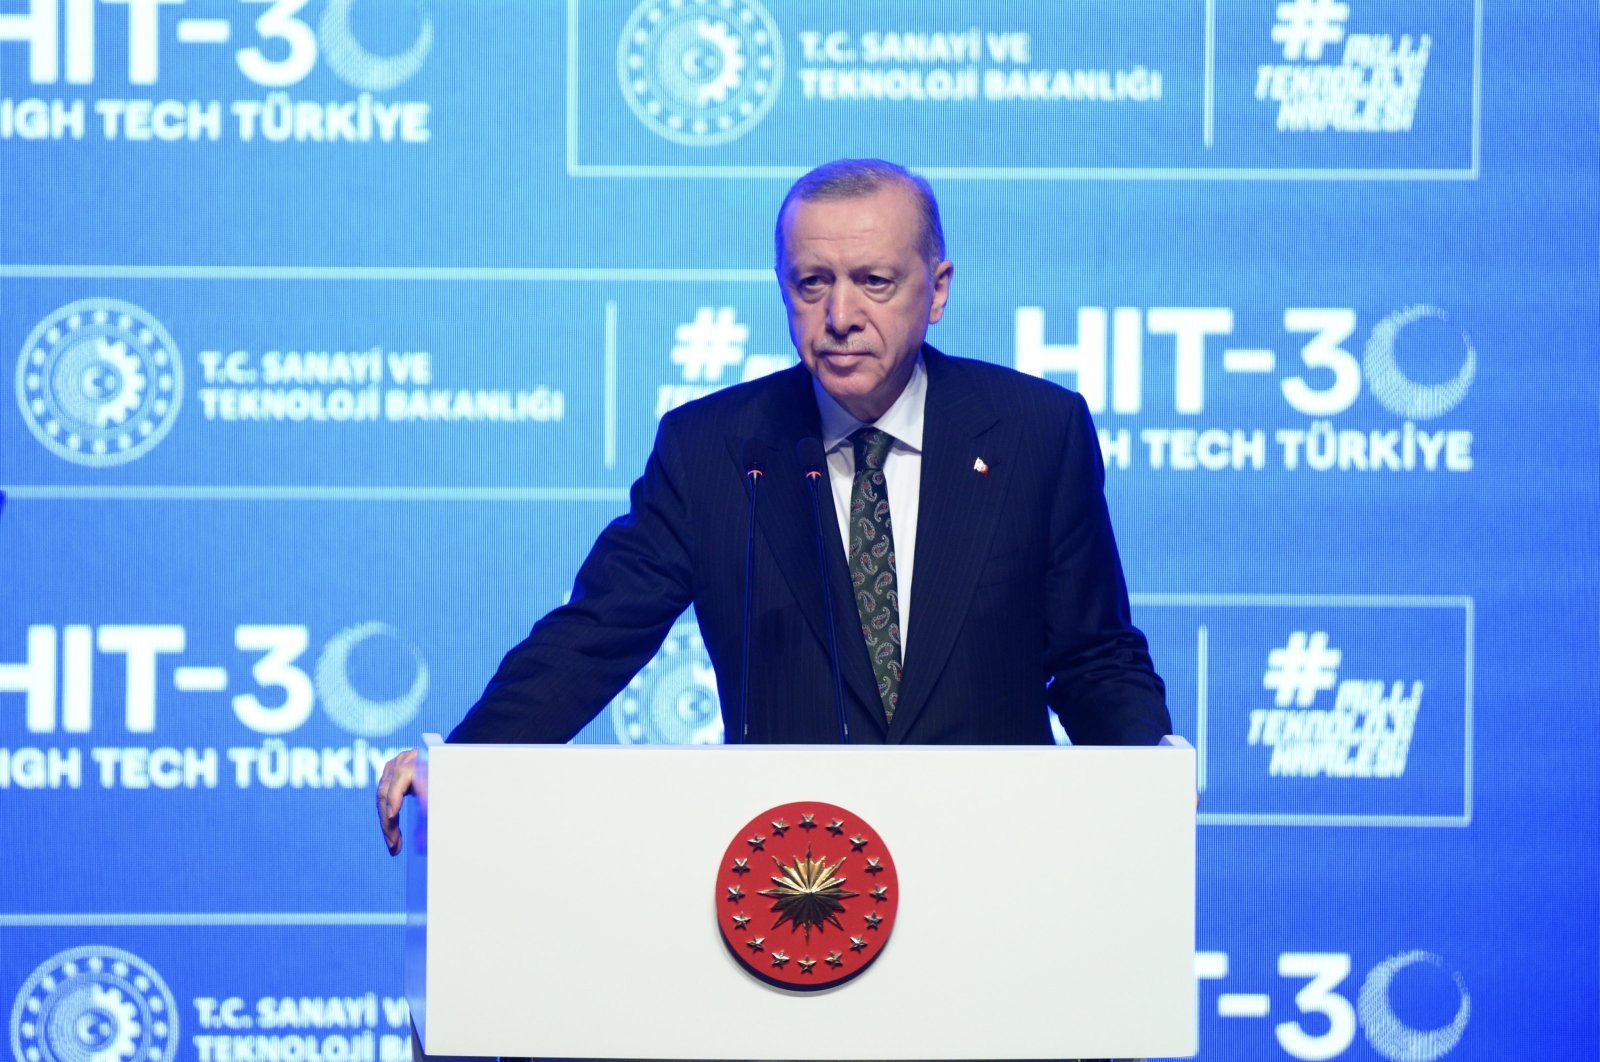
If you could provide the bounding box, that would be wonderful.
[780,188,923,265]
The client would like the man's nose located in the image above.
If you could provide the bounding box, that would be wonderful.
[826,285,862,335]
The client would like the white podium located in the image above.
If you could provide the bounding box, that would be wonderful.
[406,736,1197,1060]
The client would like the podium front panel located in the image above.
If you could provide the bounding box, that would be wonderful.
[407,742,1196,1059]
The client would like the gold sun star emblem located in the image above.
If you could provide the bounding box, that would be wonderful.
[758,846,859,940]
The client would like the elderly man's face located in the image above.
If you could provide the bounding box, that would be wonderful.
[778,184,953,423]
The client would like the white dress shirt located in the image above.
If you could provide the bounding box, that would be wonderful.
[812,356,926,656]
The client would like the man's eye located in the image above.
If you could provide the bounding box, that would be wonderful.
[863,275,891,289]
[797,277,825,292]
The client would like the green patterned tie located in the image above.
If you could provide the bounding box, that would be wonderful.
[848,427,903,722]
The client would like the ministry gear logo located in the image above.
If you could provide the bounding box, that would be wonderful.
[617,0,783,146]
[15,299,183,467]
[609,622,724,744]
[10,946,180,1062]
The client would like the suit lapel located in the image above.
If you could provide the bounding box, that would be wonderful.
[889,349,1011,739]
[723,367,885,732]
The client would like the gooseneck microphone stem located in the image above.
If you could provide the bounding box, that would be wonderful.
[797,438,850,744]
[739,442,764,744]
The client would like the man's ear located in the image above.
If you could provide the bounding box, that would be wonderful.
[928,260,954,324]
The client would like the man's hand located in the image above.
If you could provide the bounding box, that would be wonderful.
[377,747,420,856]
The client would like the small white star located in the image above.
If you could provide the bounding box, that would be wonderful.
[747,834,766,851]
[849,834,869,851]
[771,950,790,968]
[826,819,846,835]
[746,937,765,952]
[849,936,869,953]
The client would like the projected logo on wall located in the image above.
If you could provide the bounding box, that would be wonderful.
[0,0,436,144]
[617,0,783,146]
[1196,946,1471,1060]
[608,621,724,744]
[0,622,427,792]
[10,946,179,1062]
[14,299,183,467]
[1250,630,1421,780]
[319,0,434,93]
[312,622,430,739]
[1257,0,1435,134]
[1139,597,1472,825]
[1360,951,1471,1062]
[7,289,571,480]
[1015,303,1480,474]
[1364,305,1476,419]
[573,0,1477,177]
[3,622,428,739]
[657,305,794,417]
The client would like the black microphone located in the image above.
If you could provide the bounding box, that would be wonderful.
[796,437,850,744]
[738,441,765,745]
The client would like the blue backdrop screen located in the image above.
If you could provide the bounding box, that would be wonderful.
[3,1,1598,1059]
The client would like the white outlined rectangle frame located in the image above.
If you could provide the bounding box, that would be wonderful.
[566,0,1483,181]
[1132,593,1474,828]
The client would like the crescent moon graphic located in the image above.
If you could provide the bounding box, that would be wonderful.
[318,0,434,92]
[1358,950,1471,1062]
[314,622,430,738]
[1363,305,1477,421]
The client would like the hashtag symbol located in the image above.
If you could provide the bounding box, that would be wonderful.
[672,307,749,383]
[1272,0,1349,60]
[1263,631,1342,707]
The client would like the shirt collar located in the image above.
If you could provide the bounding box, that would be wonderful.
[813,353,927,455]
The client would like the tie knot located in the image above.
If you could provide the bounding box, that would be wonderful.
[851,427,894,471]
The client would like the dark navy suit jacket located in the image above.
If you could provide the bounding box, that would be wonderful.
[449,346,1169,747]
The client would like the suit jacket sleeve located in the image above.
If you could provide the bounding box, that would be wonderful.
[1043,390,1170,746]
[447,413,698,744]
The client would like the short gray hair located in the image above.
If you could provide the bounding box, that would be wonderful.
[775,158,946,269]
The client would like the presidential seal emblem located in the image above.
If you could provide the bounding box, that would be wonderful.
[617,0,783,146]
[10,946,180,1062]
[15,299,183,467]
[715,801,898,990]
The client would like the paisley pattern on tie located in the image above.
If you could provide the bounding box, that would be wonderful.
[848,427,902,722]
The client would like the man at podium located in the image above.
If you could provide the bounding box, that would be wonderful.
[379,156,1168,843]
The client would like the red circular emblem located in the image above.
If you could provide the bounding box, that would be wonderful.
[715,801,899,990]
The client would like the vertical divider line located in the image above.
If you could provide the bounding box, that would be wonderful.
[1196,623,1209,793]
[566,0,580,175]
[1462,599,1474,822]
[1470,0,1483,177]
[604,300,618,469]
[1204,0,1216,148]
